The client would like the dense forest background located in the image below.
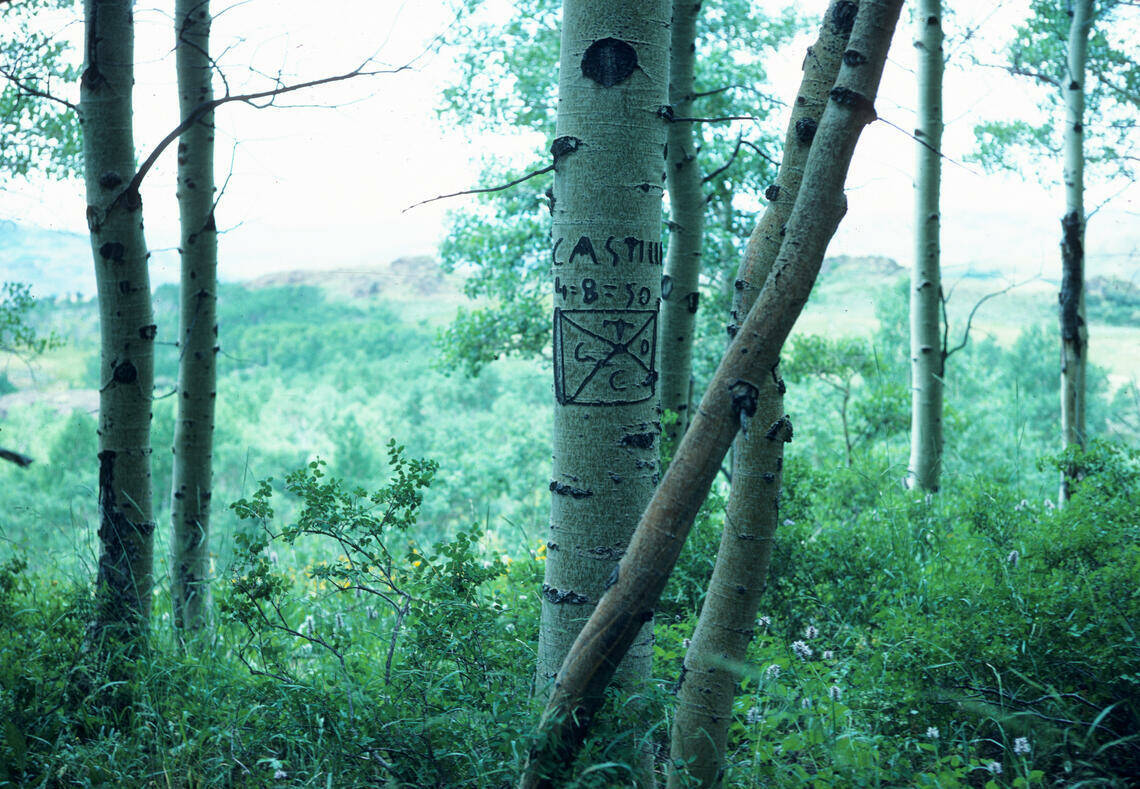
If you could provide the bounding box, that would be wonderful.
[1,0,1139,786]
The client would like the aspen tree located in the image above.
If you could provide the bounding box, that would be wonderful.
[170,0,218,633]
[668,3,855,784]
[536,0,669,705]
[658,0,704,450]
[906,0,944,492]
[81,0,157,642]
[1059,0,1092,503]
[521,1,904,784]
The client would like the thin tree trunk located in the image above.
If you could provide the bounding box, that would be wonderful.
[171,0,218,634]
[667,4,855,785]
[520,2,902,785]
[906,0,944,492]
[1059,0,1091,504]
[82,0,156,644]
[659,0,705,452]
[536,0,670,778]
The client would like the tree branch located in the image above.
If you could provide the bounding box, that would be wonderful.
[403,164,554,212]
[943,276,1036,361]
[0,447,34,467]
[0,66,79,113]
[702,133,744,184]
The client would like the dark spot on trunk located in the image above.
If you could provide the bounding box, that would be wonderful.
[734,279,747,291]
[765,184,781,201]
[830,86,876,119]
[547,541,559,551]
[619,433,655,449]
[729,379,759,418]
[765,415,794,443]
[1059,210,1084,352]
[99,171,123,190]
[763,472,775,482]
[638,609,653,623]
[794,117,818,144]
[926,15,939,25]
[545,186,555,215]
[81,65,106,90]
[830,0,858,35]
[541,585,590,605]
[726,323,738,338]
[657,104,674,121]
[674,664,688,693]
[661,274,674,299]
[549,480,593,499]
[123,188,143,212]
[589,545,624,560]
[112,360,138,384]
[204,211,217,231]
[139,324,157,340]
[118,280,132,294]
[1069,80,1080,91]
[608,472,623,484]
[551,135,581,165]
[842,49,867,66]
[99,241,125,262]
[685,292,700,314]
[581,37,638,87]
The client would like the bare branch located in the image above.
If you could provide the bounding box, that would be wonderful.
[0,66,79,113]
[740,139,781,168]
[403,163,554,213]
[702,133,744,184]
[943,275,1038,362]
[0,447,34,467]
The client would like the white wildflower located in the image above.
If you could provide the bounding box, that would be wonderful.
[828,685,842,701]
[300,614,315,635]
[274,768,288,780]
[1013,737,1031,755]
[800,697,813,709]
[765,664,781,680]
[986,761,1002,775]
[822,650,835,660]
[1044,498,1055,511]
[926,726,940,740]
[791,640,813,660]
[804,624,819,639]
[758,615,772,628]
[745,706,761,725]
[335,612,345,630]
[783,519,795,526]
[1007,550,1019,566]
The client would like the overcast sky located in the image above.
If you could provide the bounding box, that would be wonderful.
[1,0,1137,288]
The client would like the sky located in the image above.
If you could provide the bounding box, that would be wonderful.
[1,0,1137,290]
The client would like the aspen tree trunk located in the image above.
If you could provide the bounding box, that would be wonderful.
[658,0,704,452]
[536,1,670,766]
[81,0,156,643]
[520,3,902,785]
[667,4,855,785]
[906,0,944,492]
[1059,0,1091,504]
[171,0,218,634]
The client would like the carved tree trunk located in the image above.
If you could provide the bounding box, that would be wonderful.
[170,0,218,634]
[520,2,903,786]
[906,0,944,493]
[1059,0,1092,504]
[658,0,705,451]
[82,0,156,644]
[667,3,855,785]
[535,4,670,775]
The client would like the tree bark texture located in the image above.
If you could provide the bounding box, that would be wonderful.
[537,0,670,709]
[1059,0,1091,504]
[82,0,157,641]
[667,4,856,785]
[906,0,944,492]
[171,0,218,633]
[520,2,902,785]
[658,0,705,451]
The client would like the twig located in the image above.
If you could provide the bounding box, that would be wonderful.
[702,133,744,184]
[671,115,762,124]
[403,163,554,213]
[0,447,34,467]
[0,67,79,113]
[943,275,1037,362]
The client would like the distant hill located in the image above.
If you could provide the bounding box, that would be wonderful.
[0,221,94,297]
[245,255,456,301]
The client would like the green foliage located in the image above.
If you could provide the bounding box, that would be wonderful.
[0,281,60,356]
[969,0,1139,181]
[0,0,82,180]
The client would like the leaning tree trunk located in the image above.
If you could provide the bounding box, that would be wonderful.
[1059,0,1091,504]
[520,2,902,785]
[906,0,944,493]
[535,0,670,773]
[667,3,855,785]
[82,0,156,645]
[170,0,218,635]
[658,0,705,452]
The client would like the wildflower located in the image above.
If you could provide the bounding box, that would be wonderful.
[804,624,819,639]
[801,697,813,709]
[765,664,781,680]
[926,726,939,740]
[791,640,813,660]
[986,761,1002,775]
[274,769,288,780]
[1013,737,1031,755]
[822,650,835,660]
[783,519,795,526]
[746,706,761,725]
[1007,550,1019,566]
[828,685,842,701]
[300,614,315,635]
[1044,498,1055,511]
[335,612,345,630]
[758,615,772,628]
